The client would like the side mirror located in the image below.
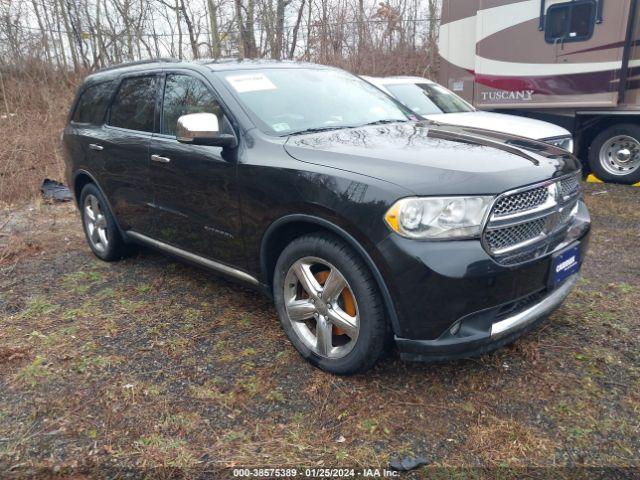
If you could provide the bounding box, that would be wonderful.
[176,112,237,148]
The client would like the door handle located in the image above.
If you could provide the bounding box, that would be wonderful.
[151,154,171,164]
[89,143,104,151]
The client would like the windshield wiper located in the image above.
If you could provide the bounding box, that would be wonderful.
[285,125,354,136]
[285,119,408,137]
[356,119,408,127]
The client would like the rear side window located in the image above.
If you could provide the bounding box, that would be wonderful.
[545,0,596,44]
[72,82,113,124]
[109,76,158,132]
[161,74,223,136]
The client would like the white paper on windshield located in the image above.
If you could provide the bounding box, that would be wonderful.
[226,73,277,93]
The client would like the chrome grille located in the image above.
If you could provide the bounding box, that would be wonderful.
[559,174,580,198]
[483,174,581,260]
[485,218,546,252]
[492,186,548,217]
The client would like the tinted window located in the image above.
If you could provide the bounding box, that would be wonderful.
[72,82,114,124]
[545,0,595,43]
[109,76,158,132]
[161,74,223,136]
[570,3,595,37]
[385,83,473,115]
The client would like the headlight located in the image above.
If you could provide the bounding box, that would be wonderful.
[384,196,494,239]
[545,136,574,153]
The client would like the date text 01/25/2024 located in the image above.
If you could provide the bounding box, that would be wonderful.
[232,468,401,477]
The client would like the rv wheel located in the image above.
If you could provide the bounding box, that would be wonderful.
[588,124,640,185]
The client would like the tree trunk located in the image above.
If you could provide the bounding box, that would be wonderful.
[176,0,183,59]
[357,0,364,54]
[52,0,69,71]
[288,0,305,59]
[32,0,52,63]
[274,0,290,60]
[59,0,79,71]
[234,0,245,59]
[207,0,221,58]
[179,0,199,59]
[245,0,258,57]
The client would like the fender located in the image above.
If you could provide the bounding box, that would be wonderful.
[260,214,401,335]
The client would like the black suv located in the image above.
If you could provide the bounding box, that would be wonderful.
[62,59,591,374]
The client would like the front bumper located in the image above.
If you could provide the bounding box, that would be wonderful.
[396,274,579,361]
[377,200,591,361]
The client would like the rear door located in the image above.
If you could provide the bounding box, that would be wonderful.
[148,71,244,267]
[100,73,161,234]
[65,80,115,183]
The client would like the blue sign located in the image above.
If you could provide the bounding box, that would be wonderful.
[552,244,581,288]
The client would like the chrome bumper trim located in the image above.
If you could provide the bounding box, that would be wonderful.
[490,274,579,338]
[126,231,259,286]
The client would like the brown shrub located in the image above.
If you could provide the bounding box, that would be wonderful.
[0,62,82,204]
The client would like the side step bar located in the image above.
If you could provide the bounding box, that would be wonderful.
[126,231,259,286]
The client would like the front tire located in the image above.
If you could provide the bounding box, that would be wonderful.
[79,183,130,261]
[273,233,388,375]
[588,124,640,185]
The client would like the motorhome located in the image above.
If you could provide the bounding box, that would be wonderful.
[438,0,640,184]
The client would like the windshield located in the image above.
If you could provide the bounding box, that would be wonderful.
[219,68,413,135]
[384,83,474,115]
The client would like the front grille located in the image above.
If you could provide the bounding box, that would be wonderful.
[559,175,580,198]
[485,218,546,252]
[483,173,581,261]
[492,186,548,217]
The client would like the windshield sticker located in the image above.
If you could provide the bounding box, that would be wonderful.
[272,122,290,132]
[226,73,277,93]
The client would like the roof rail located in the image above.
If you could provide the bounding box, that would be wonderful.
[94,58,181,74]
[197,57,244,65]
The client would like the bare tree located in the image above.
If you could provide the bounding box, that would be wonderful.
[0,0,441,76]
[287,0,304,58]
[207,0,222,57]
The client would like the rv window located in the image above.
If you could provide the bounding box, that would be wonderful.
[544,0,596,44]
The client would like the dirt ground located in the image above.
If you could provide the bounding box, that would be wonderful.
[0,182,639,478]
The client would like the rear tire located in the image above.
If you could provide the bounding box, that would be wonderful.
[588,124,640,185]
[79,183,130,261]
[273,233,388,375]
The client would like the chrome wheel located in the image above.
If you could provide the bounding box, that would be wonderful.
[283,257,359,359]
[83,194,109,253]
[599,135,640,176]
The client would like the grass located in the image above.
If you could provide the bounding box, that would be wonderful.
[16,356,52,387]
[0,183,638,476]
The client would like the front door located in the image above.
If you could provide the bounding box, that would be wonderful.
[149,72,244,267]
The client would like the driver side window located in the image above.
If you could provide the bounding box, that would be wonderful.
[161,74,228,136]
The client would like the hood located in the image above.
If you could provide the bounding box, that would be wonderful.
[283,122,581,196]
[424,111,570,141]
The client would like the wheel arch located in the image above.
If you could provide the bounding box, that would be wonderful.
[72,169,126,238]
[260,214,401,335]
[73,170,95,206]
